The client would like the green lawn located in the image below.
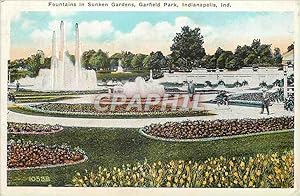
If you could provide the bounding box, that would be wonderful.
[7,127,293,187]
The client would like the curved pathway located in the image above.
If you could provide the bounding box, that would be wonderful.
[8,101,293,128]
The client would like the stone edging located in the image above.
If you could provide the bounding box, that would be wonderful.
[139,129,293,142]
[7,155,88,171]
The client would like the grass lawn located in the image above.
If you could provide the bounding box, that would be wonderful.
[7,127,293,187]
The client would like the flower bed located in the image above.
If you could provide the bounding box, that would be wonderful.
[22,103,211,118]
[7,139,86,170]
[72,150,293,188]
[7,122,63,134]
[15,96,76,103]
[141,116,294,140]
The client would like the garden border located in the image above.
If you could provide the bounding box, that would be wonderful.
[7,155,88,171]
[139,128,293,142]
[7,127,63,135]
[16,104,213,119]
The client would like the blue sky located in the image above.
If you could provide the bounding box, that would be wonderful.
[11,11,294,59]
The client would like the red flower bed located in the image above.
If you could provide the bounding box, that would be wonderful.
[7,140,86,170]
[142,116,294,140]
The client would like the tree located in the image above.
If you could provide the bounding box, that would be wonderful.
[273,48,282,65]
[225,54,238,70]
[121,51,134,69]
[147,51,166,71]
[217,51,233,69]
[131,54,147,70]
[170,26,206,69]
[244,53,256,65]
[201,55,212,69]
[165,54,175,70]
[214,47,224,59]
[142,55,151,69]
[26,50,46,77]
[234,45,251,67]
[88,49,110,70]
[82,50,96,69]
[207,56,217,69]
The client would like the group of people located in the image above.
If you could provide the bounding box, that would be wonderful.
[185,80,274,114]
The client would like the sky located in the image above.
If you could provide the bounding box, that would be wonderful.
[10,11,294,59]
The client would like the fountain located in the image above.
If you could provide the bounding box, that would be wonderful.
[115,59,124,73]
[19,21,97,91]
[113,76,165,99]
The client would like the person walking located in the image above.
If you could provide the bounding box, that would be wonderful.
[187,80,195,101]
[16,81,20,91]
[261,89,270,115]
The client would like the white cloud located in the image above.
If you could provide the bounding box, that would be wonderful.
[21,19,35,29]
[90,16,214,55]
[79,20,114,39]
[30,29,52,48]
[29,20,74,50]
[205,13,293,53]
[27,14,293,56]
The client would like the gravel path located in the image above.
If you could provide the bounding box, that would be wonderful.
[8,101,293,128]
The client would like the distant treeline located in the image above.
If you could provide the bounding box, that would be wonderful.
[8,26,293,81]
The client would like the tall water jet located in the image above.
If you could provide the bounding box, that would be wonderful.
[59,21,65,86]
[75,23,80,87]
[18,21,97,91]
[51,30,57,90]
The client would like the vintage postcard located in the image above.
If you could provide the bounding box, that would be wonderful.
[0,0,299,196]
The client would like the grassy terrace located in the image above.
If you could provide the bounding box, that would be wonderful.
[7,127,293,186]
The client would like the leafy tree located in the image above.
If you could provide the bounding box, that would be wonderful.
[234,45,250,67]
[225,54,239,70]
[131,54,147,70]
[26,50,46,77]
[207,56,217,69]
[273,47,282,65]
[142,55,151,69]
[82,50,96,69]
[244,53,256,65]
[170,26,206,69]
[109,58,118,70]
[121,51,134,69]
[165,54,175,70]
[214,47,224,59]
[217,51,233,69]
[147,51,166,71]
[110,53,123,59]
[88,49,110,70]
